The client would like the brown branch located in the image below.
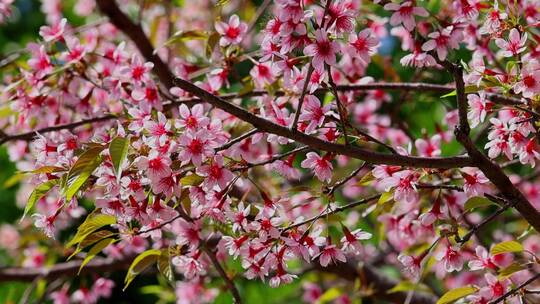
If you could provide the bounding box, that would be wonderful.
[291,65,314,129]
[446,62,540,232]
[96,0,175,89]
[202,246,242,304]
[0,82,522,146]
[0,114,116,145]
[457,194,513,244]
[93,0,475,170]
[174,75,474,168]
[317,260,437,304]
[326,65,350,144]
[282,194,381,232]
[0,256,133,282]
[489,272,540,304]
[216,128,259,152]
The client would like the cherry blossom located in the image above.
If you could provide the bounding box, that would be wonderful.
[421,26,462,61]
[384,1,429,31]
[301,152,333,183]
[467,92,492,128]
[495,28,528,57]
[304,29,340,71]
[215,15,247,47]
[435,245,464,272]
[39,18,67,42]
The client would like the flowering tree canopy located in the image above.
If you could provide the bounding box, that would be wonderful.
[1,0,540,303]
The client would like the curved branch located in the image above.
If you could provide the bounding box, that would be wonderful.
[446,62,540,232]
[0,256,133,282]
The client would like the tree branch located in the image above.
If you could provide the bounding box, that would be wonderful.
[489,272,540,304]
[446,62,540,232]
[0,256,133,282]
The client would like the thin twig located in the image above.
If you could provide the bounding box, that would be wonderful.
[489,272,540,304]
[282,194,381,231]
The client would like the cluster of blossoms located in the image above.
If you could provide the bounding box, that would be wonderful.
[0,0,540,303]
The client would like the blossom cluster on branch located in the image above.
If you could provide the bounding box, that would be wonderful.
[0,0,540,303]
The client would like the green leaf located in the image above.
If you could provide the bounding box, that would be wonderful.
[66,213,116,248]
[388,281,432,294]
[69,230,115,260]
[24,166,65,174]
[162,30,208,49]
[3,172,24,189]
[463,197,496,211]
[441,86,480,98]
[498,262,526,279]
[357,172,375,186]
[124,249,162,290]
[0,106,14,118]
[378,191,393,205]
[216,0,230,6]
[64,146,105,200]
[206,32,220,57]
[78,238,116,274]
[491,241,523,255]
[441,90,456,98]
[109,136,130,178]
[23,179,59,220]
[316,287,341,303]
[180,174,204,186]
[436,285,478,304]
[157,251,173,281]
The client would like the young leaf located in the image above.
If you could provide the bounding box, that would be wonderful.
[491,240,523,255]
[180,174,204,186]
[463,197,496,211]
[436,285,478,304]
[317,287,341,303]
[24,166,65,174]
[109,136,130,178]
[378,191,393,205]
[78,238,116,274]
[66,213,116,248]
[157,251,173,281]
[64,146,105,200]
[68,230,115,260]
[388,281,432,294]
[498,262,526,279]
[23,179,59,220]
[124,249,162,290]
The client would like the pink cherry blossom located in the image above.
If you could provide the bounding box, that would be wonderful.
[301,152,333,183]
[298,95,332,132]
[215,15,247,46]
[468,246,497,271]
[421,26,462,61]
[415,134,442,157]
[468,92,492,128]
[495,28,528,57]
[513,60,540,98]
[303,29,340,71]
[348,29,379,65]
[435,245,464,272]
[134,150,172,180]
[340,226,372,254]
[39,17,67,42]
[384,1,429,31]
[176,104,209,130]
[462,168,491,196]
[318,242,347,267]
[177,130,216,166]
[479,273,508,299]
[397,254,423,280]
[197,155,234,190]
